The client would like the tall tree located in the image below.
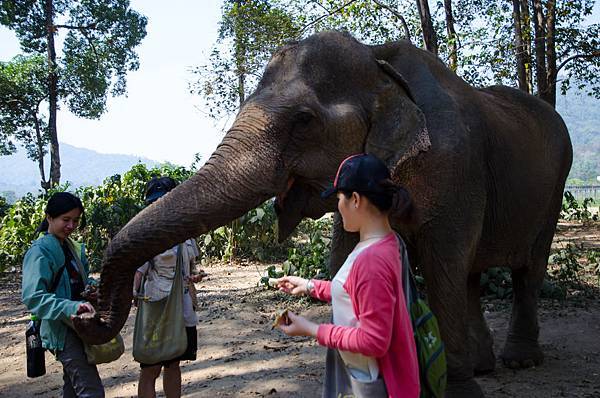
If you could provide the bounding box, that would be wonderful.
[191,0,299,122]
[443,0,457,70]
[0,55,49,186]
[455,0,600,107]
[0,0,147,189]
[415,0,438,54]
[511,0,529,91]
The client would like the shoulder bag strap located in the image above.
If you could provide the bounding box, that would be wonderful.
[49,265,66,293]
[65,239,87,280]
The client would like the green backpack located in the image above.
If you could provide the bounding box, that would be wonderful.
[397,234,447,398]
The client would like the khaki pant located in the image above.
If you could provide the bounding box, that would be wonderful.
[56,329,104,398]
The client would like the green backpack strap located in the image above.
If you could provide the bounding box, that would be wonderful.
[395,233,447,398]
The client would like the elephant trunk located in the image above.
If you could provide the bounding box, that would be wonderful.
[73,105,286,344]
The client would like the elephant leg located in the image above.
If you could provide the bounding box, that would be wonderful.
[467,272,496,374]
[419,243,485,398]
[500,259,547,368]
[327,212,359,277]
[500,220,556,369]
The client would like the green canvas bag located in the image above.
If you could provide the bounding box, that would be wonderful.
[66,240,125,365]
[83,335,125,365]
[132,244,187,365]
[397,234,447,398]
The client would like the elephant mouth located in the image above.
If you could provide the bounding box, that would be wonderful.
[275,176,296,206]
[273,175,332,242]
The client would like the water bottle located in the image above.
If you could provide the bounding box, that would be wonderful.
[26,314,46,378]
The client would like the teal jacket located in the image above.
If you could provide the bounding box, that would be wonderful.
[21,233,91,352]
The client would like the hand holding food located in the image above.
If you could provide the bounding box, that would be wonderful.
[276,311,319,337]
[272,308,290,330]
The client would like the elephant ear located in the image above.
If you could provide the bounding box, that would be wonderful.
[365,59,431,170]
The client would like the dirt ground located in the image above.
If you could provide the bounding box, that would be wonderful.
[0,222,599,397]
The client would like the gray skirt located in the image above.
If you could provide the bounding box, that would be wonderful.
[323,348,388,398]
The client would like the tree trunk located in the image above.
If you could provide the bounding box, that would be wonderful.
[32,107,49,191]
[443,0,458,71]
[544,0,557,107]
[512,0,528,91]
[532,0,549,102]
[520,0,533,93]
[45,0,61,187]
[415,0,438,55]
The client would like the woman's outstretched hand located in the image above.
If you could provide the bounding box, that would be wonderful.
[276,276,309,296]
[75,302,96,316]
[277,311,319,337]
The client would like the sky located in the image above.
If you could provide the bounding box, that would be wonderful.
[0,0,225,167]
[0,1,599,168]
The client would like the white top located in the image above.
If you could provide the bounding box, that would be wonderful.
[137,239,198,327]
[331,239,381,382]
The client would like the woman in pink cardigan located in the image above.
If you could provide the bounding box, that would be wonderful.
[275,153,420,398]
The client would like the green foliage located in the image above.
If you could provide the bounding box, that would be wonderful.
[0,195,10,218]
[586,249,600,287]
[0,1,147,117]
[561,191,598,221]
[282,216,332,279]
[0,0,147,187]
[0,163,193,272]
[450,0,600,98]
[0,54,49,158]
[78,163,194,271]
[190,0,300,121]
[0,193,44,269]
[260,216,332,286]
[198,201,290,262]
[194,0,600,127]
[548,243,583,297]
[480,267,513,299]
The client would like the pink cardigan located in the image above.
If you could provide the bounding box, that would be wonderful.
[312,233,420,398]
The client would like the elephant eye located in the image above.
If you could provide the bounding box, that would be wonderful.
[293,110,315,126]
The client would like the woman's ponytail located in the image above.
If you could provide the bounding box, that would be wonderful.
[35,219,50,234]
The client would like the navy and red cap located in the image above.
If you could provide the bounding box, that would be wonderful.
[144,176,177,204]
[321,153,390,199]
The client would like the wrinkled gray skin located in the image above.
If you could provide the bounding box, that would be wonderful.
[74,31,572,397]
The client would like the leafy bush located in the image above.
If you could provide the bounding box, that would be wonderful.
[0,193,45,269]
[561,191,598,221]
[0,160,334,275]
[0,196,10,218]
[198,201,291,263]
[0,163,193,272]
[78,164,194,271]
[587,250,600,287]
[480,267,513,299]
[260,215,333,285]
[546,243,584,298]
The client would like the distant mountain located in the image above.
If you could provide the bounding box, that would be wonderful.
[0,143,159,199]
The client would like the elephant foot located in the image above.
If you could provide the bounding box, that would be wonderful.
[472,342,496,376]
[473,352,496,376]
[500,336,543,369]
[445,378,485,398]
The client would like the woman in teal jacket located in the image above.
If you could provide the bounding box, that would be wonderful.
[22,192,104,397]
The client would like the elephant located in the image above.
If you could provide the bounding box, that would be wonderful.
[73,31,572,397]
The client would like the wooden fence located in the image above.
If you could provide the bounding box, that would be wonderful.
[564,185,600,201]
